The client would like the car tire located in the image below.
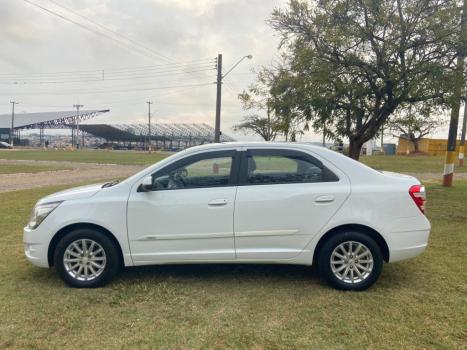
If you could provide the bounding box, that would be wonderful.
[53,228,120,288]
[317,231,383,291]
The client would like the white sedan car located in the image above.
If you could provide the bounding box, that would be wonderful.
[24,142,430,290]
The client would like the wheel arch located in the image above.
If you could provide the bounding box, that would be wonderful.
[47,222,124,268]
[313,224,389,263]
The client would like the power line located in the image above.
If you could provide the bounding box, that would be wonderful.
[0,82,214,96]
[0,67,216,85]
[22,0,160,62]
[0,59,216,79]
[80,86,217,107]
[22,0,185,65]
[45,0,187,66]
[0,63,216,81]
[0,73,215,90]
[19,1,218,88]
[7,89,211,109]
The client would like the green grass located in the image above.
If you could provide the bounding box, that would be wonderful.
[0,182,465,349]
[0,163,71,174]
[0,149,171,165]
[360,155,449,173]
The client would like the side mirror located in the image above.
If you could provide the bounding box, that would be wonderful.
[138,176,153,192]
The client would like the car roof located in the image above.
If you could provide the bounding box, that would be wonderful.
[184,141,325,152]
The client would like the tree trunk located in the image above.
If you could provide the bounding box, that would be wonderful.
[413,140,419,153]
[348,139,364,160]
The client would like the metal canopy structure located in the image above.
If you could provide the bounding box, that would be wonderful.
[80,123,234,148]
[0,110,109,130]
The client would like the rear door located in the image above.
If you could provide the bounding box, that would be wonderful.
[233,148,350,260]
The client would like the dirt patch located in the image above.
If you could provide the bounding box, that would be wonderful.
[0,159,145,193]
[406,172,467,182]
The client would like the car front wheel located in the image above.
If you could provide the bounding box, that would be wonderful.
[54,229,120,288]
[318,231,383,291]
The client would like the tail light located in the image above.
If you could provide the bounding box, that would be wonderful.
[409,185,426,214]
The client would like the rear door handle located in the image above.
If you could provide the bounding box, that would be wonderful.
[208,199,228,206]
[315,195,335,203]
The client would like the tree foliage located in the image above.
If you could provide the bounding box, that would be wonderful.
[388,103,447,152]
[264,0,462,159]
[236,66,305,141]
[233,114,279,141]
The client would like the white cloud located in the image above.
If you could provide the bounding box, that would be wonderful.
[149,0,231,16]
[0,0,301,140]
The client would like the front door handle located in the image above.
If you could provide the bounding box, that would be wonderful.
[315,195,335,203]
[208,199,228,206]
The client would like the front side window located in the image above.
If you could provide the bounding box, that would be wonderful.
[152,155,233,190]
[246,151,338,185]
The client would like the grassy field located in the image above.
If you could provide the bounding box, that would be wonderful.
[0,163,71,174]
[360,155,447,173]
[0,180,466,349]
[0,149,170,165]
[0,149,457,174]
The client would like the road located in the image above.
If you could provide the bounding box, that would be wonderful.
[0,159,144,192]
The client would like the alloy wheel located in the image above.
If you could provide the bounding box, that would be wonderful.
[63,239,107,281]
[330,241,374,284]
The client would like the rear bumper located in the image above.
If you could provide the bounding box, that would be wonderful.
[387,228,430,263]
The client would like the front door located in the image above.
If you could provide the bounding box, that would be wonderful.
[127,150,239,264]
[234,148,350,260]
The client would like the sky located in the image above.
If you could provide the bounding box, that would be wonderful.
[0,0,295,141]
[0,0,456,143]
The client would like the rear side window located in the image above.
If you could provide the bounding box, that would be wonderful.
[245,150,338,185]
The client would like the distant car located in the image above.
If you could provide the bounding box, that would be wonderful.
[24,142,430,290]
[0,141,12,149]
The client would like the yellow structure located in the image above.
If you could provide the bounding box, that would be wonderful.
[397,138,463,156]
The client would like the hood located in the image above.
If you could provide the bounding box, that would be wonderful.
[38,183,104,204]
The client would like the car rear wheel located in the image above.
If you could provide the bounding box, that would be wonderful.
[54,229,120,288]
[318,231,383,291]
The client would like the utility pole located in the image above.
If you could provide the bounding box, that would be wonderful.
[73,104,83,149]
[443,0,467,186]
[460,102,466,166]
[9,100,19,147]
[214,54,223,143]
[147,101,153,153]
[214,53,253,143]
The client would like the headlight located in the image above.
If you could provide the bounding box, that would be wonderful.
[27,201,63,230]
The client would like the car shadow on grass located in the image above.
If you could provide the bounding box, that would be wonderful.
[118,263,323,285]
[116,263,418,290]
[24,261,419,291]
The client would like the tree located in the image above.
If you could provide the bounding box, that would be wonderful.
[388,104,446,153]
[236,66,305,141]
[236,78,279,141]
[267,0,461,159]
[233,113,279,141]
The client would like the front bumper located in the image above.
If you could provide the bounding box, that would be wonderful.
[23,226,49,268]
